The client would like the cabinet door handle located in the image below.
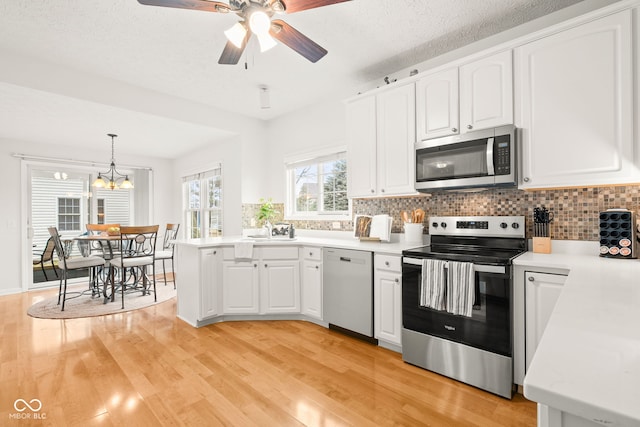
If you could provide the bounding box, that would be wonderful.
[385,261,390,266]
[451,127,457,133]
[213,250,217,255]
[528,276,534,282]
[467,124,473,130]
[315,265,319,270]
[254,264,257,268]
[394,278,399,283]
[523,177,530,182]
[381,188,385,193]
[371,189,375,193]
[264,264,268,268]
[309,252,313,256]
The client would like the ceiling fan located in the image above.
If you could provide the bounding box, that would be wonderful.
[137,0,352,64]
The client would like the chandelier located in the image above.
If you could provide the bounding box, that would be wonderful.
[92,134,134,190]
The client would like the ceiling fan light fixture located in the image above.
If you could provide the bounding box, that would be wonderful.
[257,33,277,52]
[249,10,271,36]
[224,22,248,48]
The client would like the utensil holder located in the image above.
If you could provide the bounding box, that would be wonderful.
[532,237,551,254]
[404,223,424,243]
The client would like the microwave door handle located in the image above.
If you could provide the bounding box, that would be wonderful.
[486,137,495,176]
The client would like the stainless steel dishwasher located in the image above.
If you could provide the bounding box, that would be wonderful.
[323,248,375,342]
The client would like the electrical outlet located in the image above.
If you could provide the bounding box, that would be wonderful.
[332,222,341,230]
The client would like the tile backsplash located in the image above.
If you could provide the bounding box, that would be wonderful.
[243,185,640,241]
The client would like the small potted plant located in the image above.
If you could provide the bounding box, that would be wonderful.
[256,198,278,236]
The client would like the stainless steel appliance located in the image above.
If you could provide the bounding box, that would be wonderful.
[323,248,375,342]
[401,216,526,398]
[599,209,637,258]
[415,125,517,191]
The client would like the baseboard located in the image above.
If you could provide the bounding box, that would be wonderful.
[0,287,24,296]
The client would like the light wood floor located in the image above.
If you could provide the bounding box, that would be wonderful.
[1,284,536,426]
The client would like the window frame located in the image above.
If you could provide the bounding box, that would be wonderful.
[285,146,350,221]
[57,197,82,232]
[182,166,223,239]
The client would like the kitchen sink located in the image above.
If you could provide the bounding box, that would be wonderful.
[246,235,296,241]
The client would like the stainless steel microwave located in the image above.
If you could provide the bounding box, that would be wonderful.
[415,125,517,191]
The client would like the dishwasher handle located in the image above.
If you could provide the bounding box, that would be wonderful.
[339,256,352,262]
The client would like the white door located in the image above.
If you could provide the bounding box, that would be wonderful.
[460,50,513,133]
[416,67,459,140]
[346,96,377,198]
[525,272,567,372]
[222,261,260,314]
[301,260,322,320]
[260,260,300,314]
[374,270,402,346]
[199,249,219,320]
[516,10,633,188]
[376,84,416,196]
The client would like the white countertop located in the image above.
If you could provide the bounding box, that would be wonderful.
[515,247,640,426]
[175,231,428,256]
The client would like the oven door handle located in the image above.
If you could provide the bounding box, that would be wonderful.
[402,257,505,274]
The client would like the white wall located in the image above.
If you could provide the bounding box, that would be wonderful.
[264,99,347,202]
[0,137,174,295]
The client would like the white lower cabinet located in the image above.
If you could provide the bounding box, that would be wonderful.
[175,245,221,326]
[525,271,567,372]
[222,246,300,315]
[374,254,402,347]
[222,260,260,314]
[260,260,300,314]
[200,248,220,319]
[301,247,323,320]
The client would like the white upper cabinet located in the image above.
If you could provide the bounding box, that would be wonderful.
[346,96,377,198]
[376,84,416,196]
[416,50,513,141]
[460,50,513,133]
[346,83,416,198]
[516,10,636,188]
[416,67,459,140]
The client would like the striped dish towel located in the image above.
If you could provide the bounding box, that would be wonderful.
[420,259,447,311]
[446,261,475,317]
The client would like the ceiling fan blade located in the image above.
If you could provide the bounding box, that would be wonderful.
[137,0,231,13]
[279,0,351,14]
[218,37,249,65]
[269,19,327,63]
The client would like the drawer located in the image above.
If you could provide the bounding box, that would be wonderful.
[261,246,299,260]
[301,246,322,261]
[374,254,401,273]
[222,246,259,261]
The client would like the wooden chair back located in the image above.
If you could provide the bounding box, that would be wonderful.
[119,225,159,260]
[163,223,180,250]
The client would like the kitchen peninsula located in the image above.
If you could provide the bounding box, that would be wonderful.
[514,246,640,427]
[174,233,423,352]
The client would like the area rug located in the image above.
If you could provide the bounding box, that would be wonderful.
[27,282,176,319]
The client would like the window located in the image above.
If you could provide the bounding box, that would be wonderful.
[58,197,81,231]
[182,166,223,238]
[286,150,349,219]
[97,199,105,224]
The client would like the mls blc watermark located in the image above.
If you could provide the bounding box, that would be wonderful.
[9,399,46,420]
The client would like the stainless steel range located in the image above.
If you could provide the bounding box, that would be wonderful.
[401,215,526,398]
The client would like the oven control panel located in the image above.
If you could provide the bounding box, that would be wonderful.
[429,216,525,238]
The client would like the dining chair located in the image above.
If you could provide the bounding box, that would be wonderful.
[155,223,180,288]
[110,225,159,309]
[32,237,59,282]
[48,227,106,311]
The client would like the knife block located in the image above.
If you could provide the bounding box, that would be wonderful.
[532,237,551,254]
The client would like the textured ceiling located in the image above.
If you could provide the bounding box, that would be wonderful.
[0,0,585,158]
